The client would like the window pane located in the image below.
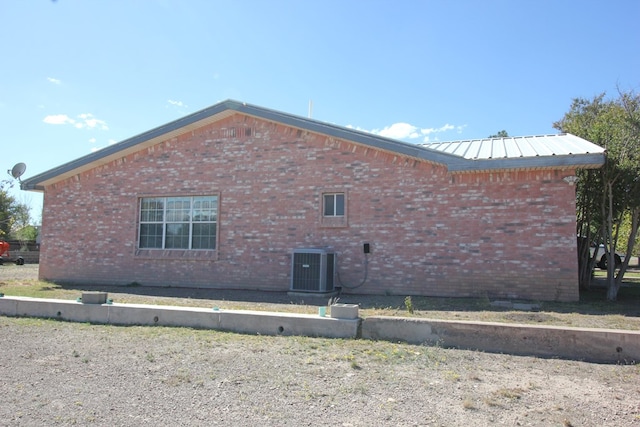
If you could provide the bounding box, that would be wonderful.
[141,198,164,222]
[139,223,163,248]
[192,223,216,249]
[166,198,191,222]
[324,194,335,216]
[335,194,345,216]
[193,196,217,222]
[165,223,189,249]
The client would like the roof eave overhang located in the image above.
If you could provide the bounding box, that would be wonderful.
[19,100,607,191]
[447,152,605,173]
[20,100,463,191]
[21,102,240,191]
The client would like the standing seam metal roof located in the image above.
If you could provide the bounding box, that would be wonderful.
[420,134,604,160]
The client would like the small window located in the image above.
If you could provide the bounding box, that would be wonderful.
[323,193,345,217]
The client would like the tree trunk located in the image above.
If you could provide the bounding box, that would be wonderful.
[606,280,620,301]
[614,206,640,291]
[605,182,618,301]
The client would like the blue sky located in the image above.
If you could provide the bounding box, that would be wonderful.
[1,0,638,221]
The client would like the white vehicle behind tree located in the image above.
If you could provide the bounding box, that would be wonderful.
[590,243,624,270]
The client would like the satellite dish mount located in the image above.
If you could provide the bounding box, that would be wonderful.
[7,162,27,184]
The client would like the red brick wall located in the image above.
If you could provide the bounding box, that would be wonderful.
[38,114,579,301]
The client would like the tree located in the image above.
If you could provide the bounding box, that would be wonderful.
[554,90,640,300]
[488,130,509,138]
[0,179,32,240]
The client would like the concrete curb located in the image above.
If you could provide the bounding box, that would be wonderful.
[1,296,639,364]
[0,296,360,339]
[361,316,640,364]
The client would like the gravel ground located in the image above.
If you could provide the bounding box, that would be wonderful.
[1,264,640,425]
[0,317,639,427]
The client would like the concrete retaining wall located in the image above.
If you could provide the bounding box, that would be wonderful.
[361,316,640,364]
[0,296,359,339]
[1,296,639,364]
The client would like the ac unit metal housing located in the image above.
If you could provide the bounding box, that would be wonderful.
[290,248,336,293]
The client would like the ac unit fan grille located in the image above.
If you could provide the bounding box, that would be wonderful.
[290,249,335,293]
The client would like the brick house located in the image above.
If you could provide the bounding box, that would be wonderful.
[22,100,604,301]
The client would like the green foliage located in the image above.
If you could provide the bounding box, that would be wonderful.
[488,130,509,138]
[12,225,38,242]
[404,296,414,314]
[618,211,640,256]
[554,89,640,299]
[0,189,18,238]
[0,181,32,239]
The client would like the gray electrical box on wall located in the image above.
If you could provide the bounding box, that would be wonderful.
[290,248,336,293]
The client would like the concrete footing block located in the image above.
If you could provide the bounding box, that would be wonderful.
[82,292,108,304]
[330,303,359,319]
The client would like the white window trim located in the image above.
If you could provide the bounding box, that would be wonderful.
[323,192,345,217]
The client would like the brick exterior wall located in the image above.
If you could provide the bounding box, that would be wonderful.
[38,114,579,301]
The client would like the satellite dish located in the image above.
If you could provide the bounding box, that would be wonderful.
[10,162,26,180]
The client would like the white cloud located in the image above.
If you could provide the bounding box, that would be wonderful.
[431,124,455,133]
[348,121,462,143]
[78,113,108,130]
[43,113,108,130]
[88,137,96,143]
[168,99,187,108]
[90,139,117,153]
[47,77,62,85]
[373,123,422,139]
[43,114,75,125]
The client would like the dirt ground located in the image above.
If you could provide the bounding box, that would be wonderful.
[0,264,639,426]
[0,317,638,427]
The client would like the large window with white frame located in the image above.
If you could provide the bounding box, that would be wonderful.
[139,196,218,250]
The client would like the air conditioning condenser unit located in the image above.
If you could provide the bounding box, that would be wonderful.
[290,248,335,293]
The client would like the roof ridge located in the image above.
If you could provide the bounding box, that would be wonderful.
[421,133,570,145]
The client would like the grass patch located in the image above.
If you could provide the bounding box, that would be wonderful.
[0,280,80,300]
[495,387,526,400]
[462,398,477,410]
[162,370,193,386]
[443,370,461,381]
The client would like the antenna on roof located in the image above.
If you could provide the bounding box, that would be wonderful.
[308,100,313,119]
[7,162,26,183]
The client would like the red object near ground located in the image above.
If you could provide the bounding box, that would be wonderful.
[0,240,24,265]
[0,240,9,257]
